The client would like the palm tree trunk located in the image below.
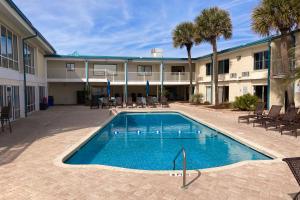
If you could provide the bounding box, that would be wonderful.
[212,39,219,105]
[187,46,193,101]
[280,33,294,106]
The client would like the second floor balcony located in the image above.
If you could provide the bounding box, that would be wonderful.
[47,67,196,85]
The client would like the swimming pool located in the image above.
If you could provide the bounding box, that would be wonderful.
[65,112,271,170]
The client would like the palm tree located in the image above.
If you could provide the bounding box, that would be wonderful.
[172,22,196,101]
[252,0,300,106]
[194,7,232,105]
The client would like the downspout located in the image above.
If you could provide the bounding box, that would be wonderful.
[267,39,271,110]
[291,32,296,106]
[23,31,38,117]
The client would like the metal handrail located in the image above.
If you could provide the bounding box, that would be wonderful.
[173,147,187,188]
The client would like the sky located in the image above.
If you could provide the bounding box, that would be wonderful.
[14,0,263,58]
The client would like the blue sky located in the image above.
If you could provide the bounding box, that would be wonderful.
[14,0,263,57]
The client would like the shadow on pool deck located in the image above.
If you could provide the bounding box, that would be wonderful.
[0,106,110,166]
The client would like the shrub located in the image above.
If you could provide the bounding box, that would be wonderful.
[190,93,203,104]
[203,101,211,105]
[232,93,258,111]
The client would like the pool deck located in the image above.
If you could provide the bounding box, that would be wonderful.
[0,103,300,199]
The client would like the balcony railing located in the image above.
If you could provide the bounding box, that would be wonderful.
[47,67,86,80]
[272,57,297,78]
[47,68,195,83]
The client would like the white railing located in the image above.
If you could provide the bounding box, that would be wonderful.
[272,57,298,77]
[48,68,195,83]
[47,68,85,80]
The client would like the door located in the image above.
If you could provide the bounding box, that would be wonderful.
[218,86,229,103]
[206,86,212,103]
[4,86,12,120]
[254,85,268,108]
[12,86,20,119]
[218,87,223,103]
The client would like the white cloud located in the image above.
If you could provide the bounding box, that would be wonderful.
[14,0,262,58]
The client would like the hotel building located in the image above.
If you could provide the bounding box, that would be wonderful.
[0,0,299,120]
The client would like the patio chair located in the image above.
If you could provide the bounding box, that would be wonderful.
[161,96,168,107]
[252,105,282,127]
[1,104,12,133]
[136,97,144,108]
[126,97,134,108]
[238,102,265,124]
[115,97,123,108]
[265,107,299,131]
[146,96,156,108]
[283,157,300,200]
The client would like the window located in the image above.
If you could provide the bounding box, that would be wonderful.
[93,64,117,76]
[171,66,185,75]
[254,51,269,70]
[206,63,212,76]
[137,65,152,76]
[0,25,18,70]
[218,59,229,74]
[24,43,35,74]
[66,63,75,71]
[26,86,35,113]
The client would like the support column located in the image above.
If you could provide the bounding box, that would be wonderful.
[160,61,164,98]
[124,61,128,103]
[85,60,89,86]
[267,40,271,110]
[210,55,214,104]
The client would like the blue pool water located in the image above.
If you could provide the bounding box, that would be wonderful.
[65,112,271,170]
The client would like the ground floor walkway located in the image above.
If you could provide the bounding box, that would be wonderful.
[0,104,299,199]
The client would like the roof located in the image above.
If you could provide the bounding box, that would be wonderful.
[5,0,56,53]
[45,54,189,61]
[194,37,272,60]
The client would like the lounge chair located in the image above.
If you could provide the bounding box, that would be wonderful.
[136,97,144,108]
[238,102,265,124]
[115,97,123,108]
[126,97,134,108]
[146,96,156,108]
[161,96,168,107]
[252,105,282,127]
[101,97,110,108]
[1,103,12,133]
[283,157,300,199]
[280,123,300,137]
[264,107,299,131]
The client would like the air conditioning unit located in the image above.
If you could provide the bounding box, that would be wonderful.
[230,73,237,78]
[242,71,250,77]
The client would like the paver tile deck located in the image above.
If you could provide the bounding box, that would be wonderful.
[0,104,299,199]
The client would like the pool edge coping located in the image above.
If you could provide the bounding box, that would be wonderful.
[54,109,284,175]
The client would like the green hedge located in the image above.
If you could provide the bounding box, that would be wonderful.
[232,94,258,111]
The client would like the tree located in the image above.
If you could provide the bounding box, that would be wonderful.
[194,7,232,105]
[252,0,300,106]
[172,22,196,101]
